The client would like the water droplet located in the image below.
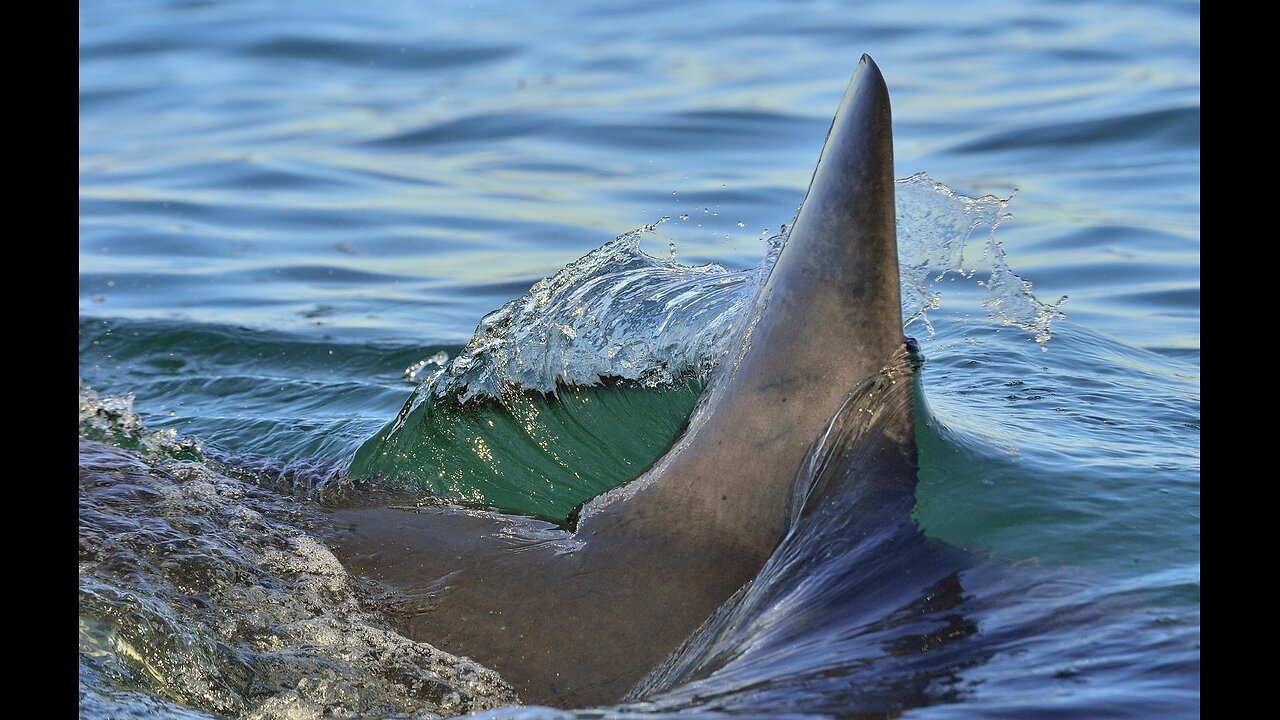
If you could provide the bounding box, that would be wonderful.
[736,221,746,228]
[679,214,689,221]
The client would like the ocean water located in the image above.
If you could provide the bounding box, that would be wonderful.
[79,1,1200,718]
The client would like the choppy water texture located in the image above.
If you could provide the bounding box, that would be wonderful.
[80,1,1199,718]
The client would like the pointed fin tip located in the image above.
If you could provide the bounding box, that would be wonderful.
[852,54,888,101]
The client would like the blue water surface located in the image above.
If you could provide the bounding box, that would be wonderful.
[79,0,1199,717]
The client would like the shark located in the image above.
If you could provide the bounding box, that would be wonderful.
[329,54,917,708]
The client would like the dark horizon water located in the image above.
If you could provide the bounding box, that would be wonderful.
[80,1,1199,717]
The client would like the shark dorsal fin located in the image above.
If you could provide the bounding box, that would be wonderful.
[581,55,911,564]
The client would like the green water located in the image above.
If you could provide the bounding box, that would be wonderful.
[351,378,703,521]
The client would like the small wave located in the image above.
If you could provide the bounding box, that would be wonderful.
[949,105,1201,154]
[401,173,1062,406]
[413,218,759,405]
[80,382,203,457]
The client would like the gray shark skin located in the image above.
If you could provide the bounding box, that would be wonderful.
[328,54,916,708]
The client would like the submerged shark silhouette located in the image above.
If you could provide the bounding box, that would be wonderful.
[330,55,917,707]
